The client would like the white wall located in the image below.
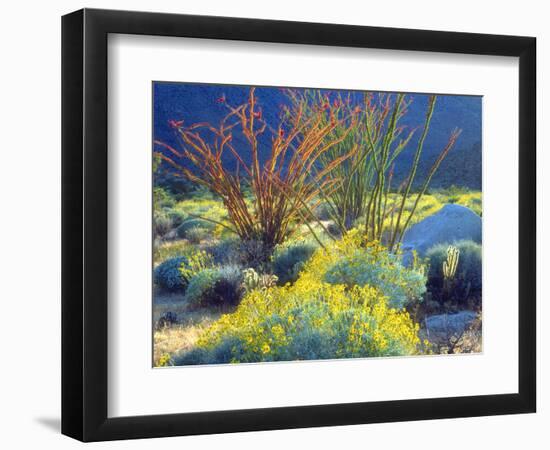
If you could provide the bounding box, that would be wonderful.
[0,0,546,448]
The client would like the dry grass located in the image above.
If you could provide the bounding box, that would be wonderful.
[153,293,228,366]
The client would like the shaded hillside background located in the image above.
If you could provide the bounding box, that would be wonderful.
[153,82,482,190]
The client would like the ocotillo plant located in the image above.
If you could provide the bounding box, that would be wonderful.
[283,89,372,232]
[364,94,462,251]
[155,88,358,257]
[284,90,460,247]
[361,93,416,245]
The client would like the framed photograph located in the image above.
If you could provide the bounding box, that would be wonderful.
[62,8,536,442]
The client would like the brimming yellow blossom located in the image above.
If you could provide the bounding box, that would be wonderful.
[192,234,423,363]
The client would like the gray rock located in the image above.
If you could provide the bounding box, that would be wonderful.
[424,311,478,336]
[401,204,481,257]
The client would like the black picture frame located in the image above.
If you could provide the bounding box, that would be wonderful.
[62,8,536,442]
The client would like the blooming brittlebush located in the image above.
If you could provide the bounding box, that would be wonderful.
[320,232,426,309]
[175,232,424,365]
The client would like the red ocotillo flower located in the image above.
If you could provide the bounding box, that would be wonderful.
[168,119,184,129]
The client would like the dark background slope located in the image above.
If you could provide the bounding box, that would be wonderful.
[153,82,482,190]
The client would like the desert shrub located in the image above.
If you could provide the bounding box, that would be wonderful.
[213,266,244,305]
[272,241,317,285]
[430,189,482,216]
[184,266,243,308]
[153,186,176,209]
[184,269,219,306]
[154,251,213,292]
[301,230,426,309]
[204,237,241,265]
[315,202,333,221]
[176,218,215,239]
[206,237,280,268]
[185,227,209,244]
[154,204,188,238]
[324,250,426,309]
[325,222,342,238]
[238,239,273,270]
[154,211,175,237]
[426,240,482,304]
[415,195,443,215]
[173,232,425,365]
[177,338,245,366]
[153,256,189,292]
[174,280,421,365]
[455,192,482,216]
[179,251,213,279]
[167,210,187,228]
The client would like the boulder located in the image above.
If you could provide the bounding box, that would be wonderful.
[424,310,478,336]
[401,204,481,257]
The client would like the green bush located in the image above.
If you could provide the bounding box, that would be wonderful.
[153,186,176,209]
[426,240,482,304]
[326,221,342,238]
[154,207,185,238]
[153,256,189,292]
[176,218,215,239]
[238,239,273,270]
[324,243,427,309]
[154,250,222,294]
[154,212,173,237]
[272,241,317,285]
[154,170,198,198]
[185,227,209,244]
[315,202,332,221]
[184,266,243,308]
[205,237,241,265]
[167,210,186,228]
[176,339,245,365]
